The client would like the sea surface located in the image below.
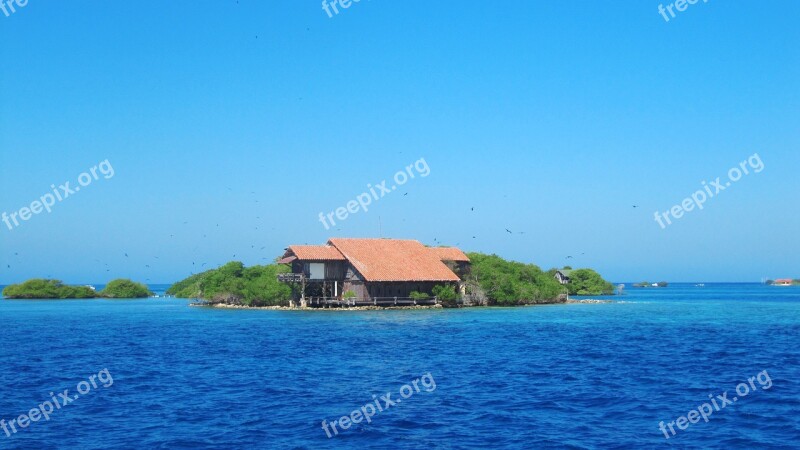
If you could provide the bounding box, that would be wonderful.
[1,283,799,449]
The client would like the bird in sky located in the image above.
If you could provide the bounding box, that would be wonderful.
[566,256,573,259]
[125,253,129,257]
[505,229,512,234]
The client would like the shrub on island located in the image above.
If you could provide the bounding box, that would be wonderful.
[564,269,615,296]
[166,261,293,307]
[409,291,430,301]
[99,279,153,298]
[467,253,565,305]
[431,284,459,307]
[2,279,96,299]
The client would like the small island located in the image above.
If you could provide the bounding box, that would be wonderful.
[765,279,800,286]
[633,281,669,288]
[167,241,616,309]
[2,278,153,299]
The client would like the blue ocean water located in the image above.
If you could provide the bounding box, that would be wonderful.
[1,283,799,449]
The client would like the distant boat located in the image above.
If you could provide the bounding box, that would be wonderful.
[696,284,705,287]
[85,285,96,291]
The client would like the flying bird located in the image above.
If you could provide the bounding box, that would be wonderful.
[566,256,573,259]
[505,229,512,234]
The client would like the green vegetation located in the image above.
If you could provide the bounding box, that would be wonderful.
[166,261,293,307]
[431,284,458,307]
[563,269,615,296]
[409,291,431,301]
[2,279,96,299]
[342,290,357,299]
[99,279,153,298]
[467,253,565,306]
[3,278,154,299]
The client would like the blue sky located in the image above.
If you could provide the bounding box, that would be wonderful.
[1,1,798,284]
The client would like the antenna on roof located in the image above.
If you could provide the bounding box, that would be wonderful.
[378,216,383,238]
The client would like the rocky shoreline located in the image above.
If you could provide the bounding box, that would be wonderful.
[189,298,612,310]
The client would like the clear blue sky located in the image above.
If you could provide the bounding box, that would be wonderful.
[1,1,798,284]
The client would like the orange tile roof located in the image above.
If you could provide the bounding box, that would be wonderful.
[287,245,345,261]
[429,247,470,262]
[328,238,461,282]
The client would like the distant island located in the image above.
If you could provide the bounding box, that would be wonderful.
[765,279,800,286]
[2,279,153,299]
[167,246,615,309]
[633,281,669,288]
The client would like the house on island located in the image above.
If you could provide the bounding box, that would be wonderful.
[555,269,573,285]
[774,279,793,286]
[277,238,470,307]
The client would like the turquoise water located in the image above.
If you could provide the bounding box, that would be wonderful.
[1,283,798,448]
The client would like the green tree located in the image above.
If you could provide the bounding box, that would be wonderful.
[467,253,564,305]
[167,261,293,307]
[2,279,96,299]
[566,269,615,296]
[99,279,153,298]
[432,284,458,307]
